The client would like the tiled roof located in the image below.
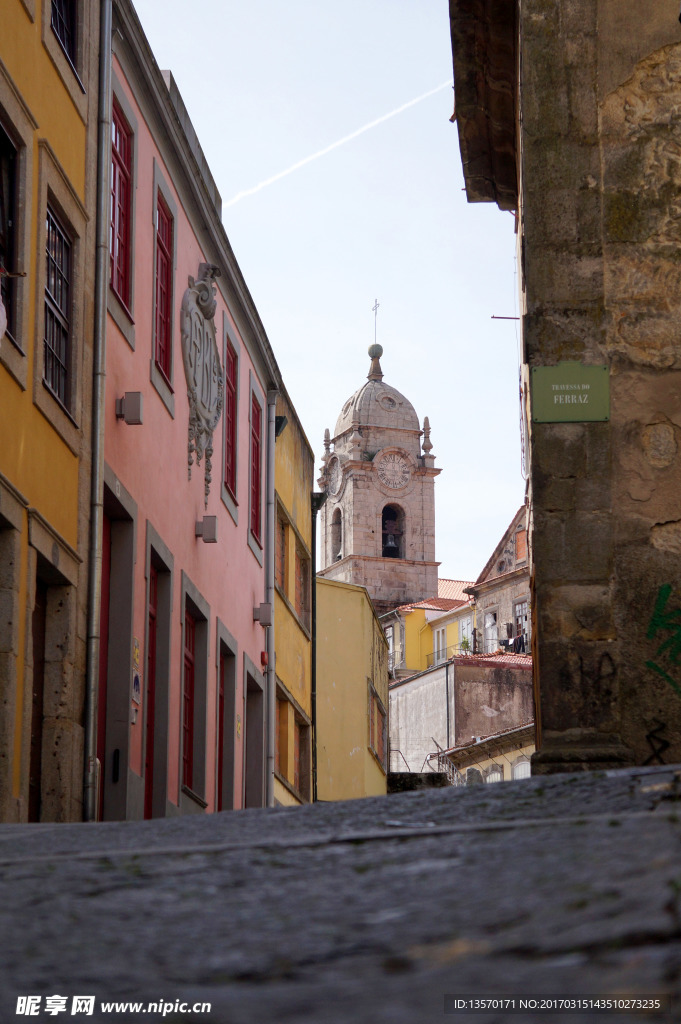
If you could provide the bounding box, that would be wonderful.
[438,578,474,601]
[389,652,533,690]
[390,596,466,614]
[442,720,535,755]
[454,653,533,669]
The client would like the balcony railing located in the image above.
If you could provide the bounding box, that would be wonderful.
[426,633,529,668]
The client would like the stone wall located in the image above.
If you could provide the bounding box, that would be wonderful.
[454,662,533,747]
[522,0,681,770]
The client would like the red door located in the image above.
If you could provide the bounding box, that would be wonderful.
[144,565,157,818]
[217,654,225,811]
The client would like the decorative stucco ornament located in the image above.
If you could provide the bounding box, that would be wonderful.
[181,263,224,508]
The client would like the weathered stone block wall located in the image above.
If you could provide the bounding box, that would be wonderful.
[454,664,533,747]
[523,0,681,770]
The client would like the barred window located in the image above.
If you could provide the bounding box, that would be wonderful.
[44,207,71,407]
[51,0,76,64]
[0,124,17,340]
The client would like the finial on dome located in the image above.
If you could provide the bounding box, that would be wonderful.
[321,427,331,463]
[367,343,384,381]
[422,416,433,454]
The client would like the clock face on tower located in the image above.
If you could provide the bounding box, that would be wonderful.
[327,455,342,495]
[377,452,410,489]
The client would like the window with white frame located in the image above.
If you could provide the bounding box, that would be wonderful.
[483,610,498,652]
[513,759,531,780]
[385,625,394,674]
[459,615,472,651]
[434,626,447,665]
[486,765,504,783]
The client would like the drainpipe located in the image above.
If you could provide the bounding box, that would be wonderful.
[265,390,277,807]
[83,0,112,822]
[310,491,326,802]
[445,661,450,750]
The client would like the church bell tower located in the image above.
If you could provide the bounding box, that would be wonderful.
[318,345,440,615]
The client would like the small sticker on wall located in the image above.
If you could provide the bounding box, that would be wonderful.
[133,637,140,668]
[236,715,242,739]
[132,670,141,705]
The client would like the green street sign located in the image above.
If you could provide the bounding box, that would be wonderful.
[531,362,610,422]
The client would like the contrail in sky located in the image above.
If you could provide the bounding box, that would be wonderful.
[224,79,454,207]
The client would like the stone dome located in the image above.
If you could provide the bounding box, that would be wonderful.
[333,346,420,439]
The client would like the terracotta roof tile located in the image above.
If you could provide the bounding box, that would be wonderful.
[438,578,474,601]
[391,596,466,614]
[442,720,535,755]
[454,653,533,669]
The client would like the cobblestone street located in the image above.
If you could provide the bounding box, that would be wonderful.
[2,765,681,1023]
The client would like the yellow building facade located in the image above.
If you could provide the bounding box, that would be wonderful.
[0,1,100,821]
[273,390,315,806]
[316,578,388,801]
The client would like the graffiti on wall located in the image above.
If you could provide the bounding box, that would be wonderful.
[643,719,670,766]
[646,584,681,697]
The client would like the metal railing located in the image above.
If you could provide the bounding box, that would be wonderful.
[426,633,530,668]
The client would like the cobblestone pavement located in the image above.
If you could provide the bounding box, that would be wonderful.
[2,764,681,1024]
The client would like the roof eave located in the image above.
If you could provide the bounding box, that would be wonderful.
[450,0,519,212]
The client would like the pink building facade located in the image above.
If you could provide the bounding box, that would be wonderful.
[98,1,280,818]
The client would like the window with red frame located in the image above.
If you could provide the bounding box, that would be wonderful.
[154,193,173,381]
[250,394,262,541]
[224,341,237,498]
[182,610,196,791]
[110,100,132,308]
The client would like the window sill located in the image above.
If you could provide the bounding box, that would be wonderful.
[52,29,86,94]
[150,357,174,418]
[275,584,311,640]
[0,331,27,390]
[221,482,238,526]
[274,769,308,804]
[368,746,387,776]
[41,0,89,124]
[180,784,207,811]
[108,288,135,350]
[35,379,80,455]
[247,529,263,567]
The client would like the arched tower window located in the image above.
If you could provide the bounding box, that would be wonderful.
[331,508,342,561]
[382,504,404,559]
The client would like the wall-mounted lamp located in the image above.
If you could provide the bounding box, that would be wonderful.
[253,602,272,627]
[115,392,144,425]
[195,516,218,543]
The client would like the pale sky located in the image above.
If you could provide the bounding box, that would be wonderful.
[132,0,524,582]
